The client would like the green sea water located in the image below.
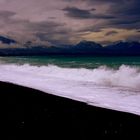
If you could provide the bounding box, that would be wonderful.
[0,56,140,69]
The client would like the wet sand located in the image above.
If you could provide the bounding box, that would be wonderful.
[0,81,139,139]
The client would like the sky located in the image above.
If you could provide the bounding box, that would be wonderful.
[0,0,140,46]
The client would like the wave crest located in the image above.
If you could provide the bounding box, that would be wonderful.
[0,64,140,90]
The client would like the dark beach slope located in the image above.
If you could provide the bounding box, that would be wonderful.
[0,81,140,138]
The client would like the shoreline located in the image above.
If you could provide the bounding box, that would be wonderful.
[0,81,140,138]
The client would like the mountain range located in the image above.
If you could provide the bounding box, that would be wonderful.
[0,36,140,56]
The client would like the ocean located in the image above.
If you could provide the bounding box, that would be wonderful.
[0,55,140,115]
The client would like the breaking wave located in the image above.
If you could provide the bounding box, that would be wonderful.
[0,63,140,115]
[1,64,140,90]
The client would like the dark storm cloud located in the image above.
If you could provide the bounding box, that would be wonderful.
[64,0,123,5]
[48,17,56,19]
[105,0,140,29]
[0,10,16,18]
[88,0,122,4]
[77,26,102,33]
[64,0,140,29]
[0,11,66,32]
[27,21,75,45]
[0,0,140,45]
[36,29,75,45]
[76,0,140,34]
[0,10,16,24]
[0,10,31,28]
[105,31,118,36]
[27,21,65,32]
[0,12,73,45]
[63,7,95,19]
[108,0,140,16]
[63,7,115,19]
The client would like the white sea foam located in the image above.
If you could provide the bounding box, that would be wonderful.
[0,64,140,115]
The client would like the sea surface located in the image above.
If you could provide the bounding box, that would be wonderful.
[0,55,140,115]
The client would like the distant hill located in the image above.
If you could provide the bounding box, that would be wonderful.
[105,41,140,55]
[74,40,102,49]
[0,38,140,56]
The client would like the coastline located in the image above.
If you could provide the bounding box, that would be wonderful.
[0,81,140,138]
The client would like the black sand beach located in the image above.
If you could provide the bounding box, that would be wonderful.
[0,81,140,139]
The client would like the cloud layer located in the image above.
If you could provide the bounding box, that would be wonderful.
[0,0,140,46]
